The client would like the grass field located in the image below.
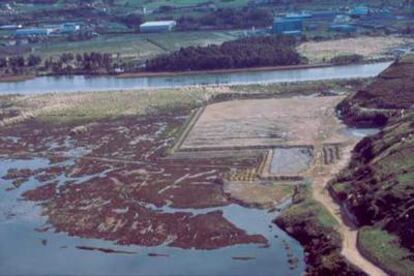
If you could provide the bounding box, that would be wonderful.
[358,227,414,275]
[281,184,339,228]
[12,88,209,124]
[1,79,367,126]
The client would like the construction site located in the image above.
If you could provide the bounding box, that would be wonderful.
[169,95,351,207]
[0,83,366,275]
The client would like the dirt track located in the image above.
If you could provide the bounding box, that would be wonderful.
[309,143,387,276]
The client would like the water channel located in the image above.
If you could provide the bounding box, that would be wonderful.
[0,62,391,95]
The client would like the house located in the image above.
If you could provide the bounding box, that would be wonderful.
[272,18,303,35]
[140,21,177,33]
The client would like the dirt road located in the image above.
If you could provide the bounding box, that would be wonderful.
[309,144,387,276]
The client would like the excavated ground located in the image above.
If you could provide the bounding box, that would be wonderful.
[179,96,348,151]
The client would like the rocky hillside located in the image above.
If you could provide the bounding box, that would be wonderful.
[330,55,414,275]
[338,55,414,127]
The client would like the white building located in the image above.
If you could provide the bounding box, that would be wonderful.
[140,21,176,33]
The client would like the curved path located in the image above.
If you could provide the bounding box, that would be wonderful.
[309,144,387,276]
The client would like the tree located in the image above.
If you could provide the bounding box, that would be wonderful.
[9,56,25,68]
[0,57,7,68]
[27,55,42,67]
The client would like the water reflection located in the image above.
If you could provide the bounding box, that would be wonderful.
[0,158,304,276]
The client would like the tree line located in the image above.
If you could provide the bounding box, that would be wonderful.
[145,36,302,72]
[0,52,120,76]
[177,7,273,30]
[0,55,42,75]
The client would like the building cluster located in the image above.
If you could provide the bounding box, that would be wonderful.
[272,5,399,35]
[0,22,82,38]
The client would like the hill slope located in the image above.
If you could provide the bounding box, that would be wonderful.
[330,55,414,275]
[338,55,414,127]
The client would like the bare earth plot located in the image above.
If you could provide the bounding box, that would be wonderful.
[180,96,348,151]
[298,36,414,63]
[172,96,349,208]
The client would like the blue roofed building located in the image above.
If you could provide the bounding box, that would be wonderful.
[349,6,369,17]
[329,24,357,33]
[285,11,312,20]
[272,18,303,35]
[59,23,80,34]
[14,28,54,37]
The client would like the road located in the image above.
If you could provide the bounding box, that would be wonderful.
[310,144,387,276]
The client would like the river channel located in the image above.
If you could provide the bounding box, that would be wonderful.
[0,62,391,95]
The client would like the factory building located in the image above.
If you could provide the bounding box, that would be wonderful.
[272,18,303,35]
[329,24,357,33]
[0,24,22,30]
[285,11,312,20]
[14,28,54,37]
[140,21,176,33]
[59,23,80,34]
[349,6,369,18]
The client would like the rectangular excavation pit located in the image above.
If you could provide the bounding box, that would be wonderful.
[269,147,314,176]
[175,96,347,152]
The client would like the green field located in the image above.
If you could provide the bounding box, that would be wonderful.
[30,31,238,61]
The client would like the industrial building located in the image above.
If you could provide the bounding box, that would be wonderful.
[329,24,357,33]
[59,23,80,34]
[0,24,22,30]
[272,18,303,35]
[349,6,369,18]
[285,11,312,20]
[14,28,54,37]
[140,21,176,33]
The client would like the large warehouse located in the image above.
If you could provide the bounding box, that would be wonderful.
[140,21,177,33]
[272,18,303,35]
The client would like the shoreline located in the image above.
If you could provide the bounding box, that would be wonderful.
[0,58,393,84]
[0,75,36,83]
[116,63,332,78]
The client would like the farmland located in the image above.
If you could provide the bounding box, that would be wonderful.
[29,31,238,61]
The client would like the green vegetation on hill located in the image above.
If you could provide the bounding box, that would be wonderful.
[358,227,414,276]
[330,55,414,275]
[338,55,414,127]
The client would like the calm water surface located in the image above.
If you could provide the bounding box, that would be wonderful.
[0,62,391,95]
[0,158,305,276]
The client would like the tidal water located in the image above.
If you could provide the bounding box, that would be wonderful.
[0,157,305,276]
